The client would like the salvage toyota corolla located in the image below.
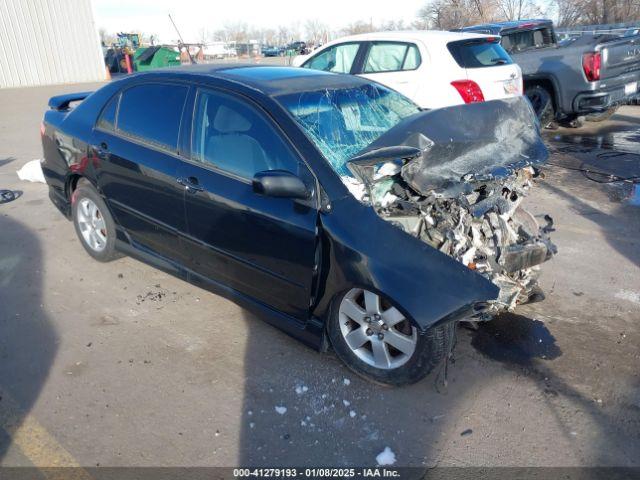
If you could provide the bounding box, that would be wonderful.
[41,65,555,385]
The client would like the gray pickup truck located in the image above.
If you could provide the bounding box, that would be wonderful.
[461,19,640,126]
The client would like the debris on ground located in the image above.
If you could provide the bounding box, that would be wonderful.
[0,190,18,204]
[461,428,473,436]
[295,385,309,395]
[16,159,46,183]
[375,446,396,466]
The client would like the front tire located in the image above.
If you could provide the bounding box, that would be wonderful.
[72,180,119,262]
[525,85,555,129]
[327,288,453,386]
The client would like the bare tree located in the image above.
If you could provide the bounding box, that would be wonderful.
[553,0,640,26]
[342,20,376,35]
[497,0,541,20]
[417,0,498,29]
[305,19,329,45]
[380,19,408,30]
[221,22,250,43]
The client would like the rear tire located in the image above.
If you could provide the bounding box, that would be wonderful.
[327,288,453,386]
[585,106,618,122]
[525,85,555,129]
[72,180,119,262]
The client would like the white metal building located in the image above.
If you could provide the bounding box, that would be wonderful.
[0,0,107,88]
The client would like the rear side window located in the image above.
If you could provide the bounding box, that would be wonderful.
[117,83,188,152]
[96,94,119,131]
[303,43,360,73]
[363,42,421,73]
[447,39,513,68]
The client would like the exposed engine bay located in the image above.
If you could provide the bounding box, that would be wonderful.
[345,97,557,317]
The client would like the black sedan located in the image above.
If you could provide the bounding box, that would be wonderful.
[41,65,554,385]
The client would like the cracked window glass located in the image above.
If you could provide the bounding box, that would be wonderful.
[277,84,420,176]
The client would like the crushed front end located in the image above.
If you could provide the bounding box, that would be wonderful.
[347,97,557,318]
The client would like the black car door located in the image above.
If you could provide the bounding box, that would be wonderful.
[92,82,191,264]
[178,87,319,320]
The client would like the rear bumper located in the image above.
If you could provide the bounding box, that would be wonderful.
[573,80,639,114]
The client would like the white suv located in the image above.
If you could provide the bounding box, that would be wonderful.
[293,31,523,109]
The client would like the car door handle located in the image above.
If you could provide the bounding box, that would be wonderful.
[177,176,204,193]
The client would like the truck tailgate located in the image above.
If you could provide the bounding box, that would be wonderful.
[600,34,640,80]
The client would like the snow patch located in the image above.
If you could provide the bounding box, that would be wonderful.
[349,410,357,418]
[342,399,350,407]
[17,160,46,183]
[376,447,396,466]
[275,406,287,415]
[295,385,309,395]
[343,378,351,386]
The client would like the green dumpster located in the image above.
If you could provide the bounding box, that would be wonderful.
[133,46,181,71]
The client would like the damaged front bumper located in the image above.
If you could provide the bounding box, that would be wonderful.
[347,97,557,318]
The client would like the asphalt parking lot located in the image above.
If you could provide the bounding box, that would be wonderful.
[1,81,639,470]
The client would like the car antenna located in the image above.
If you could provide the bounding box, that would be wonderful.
[169,13,196,64]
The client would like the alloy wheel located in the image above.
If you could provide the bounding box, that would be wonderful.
[76,197,108,252]
[338,288,417,370]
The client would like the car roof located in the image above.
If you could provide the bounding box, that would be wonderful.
[323,29,495,46]
[133,63,378,96]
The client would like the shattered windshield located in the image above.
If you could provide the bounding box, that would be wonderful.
[277,85,420,176]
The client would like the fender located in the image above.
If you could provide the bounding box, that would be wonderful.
[312,197,499,332]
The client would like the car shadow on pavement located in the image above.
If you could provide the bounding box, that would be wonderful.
[235,309,479,471]
[0,215,57,461]
[470,314,640,466]
[236,303,640,468]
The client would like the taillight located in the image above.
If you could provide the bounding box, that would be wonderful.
[582,52,601,81]
[451,80,485,103]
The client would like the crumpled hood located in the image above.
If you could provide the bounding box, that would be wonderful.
[349,96,548,194]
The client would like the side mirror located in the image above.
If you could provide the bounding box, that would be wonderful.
[252,170,310,199]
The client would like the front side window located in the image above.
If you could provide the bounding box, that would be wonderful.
[363,42,421,73]
[117,83,188,152]
[277,84,420,176]
[192,89,300,180]
[303,43,360,73]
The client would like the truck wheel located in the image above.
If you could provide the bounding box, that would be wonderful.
[72,180,119,262]
[525,85,555,129]
[586,106,618,122]
[327,288,453,386]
